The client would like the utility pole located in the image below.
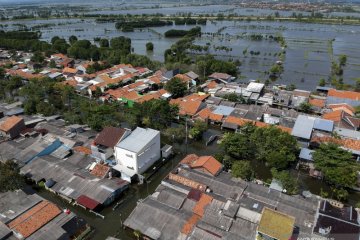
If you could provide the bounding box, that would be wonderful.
[185,117,188,154]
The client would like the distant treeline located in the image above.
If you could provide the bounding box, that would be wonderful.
[164,27,202,38]
[115,19,172,32]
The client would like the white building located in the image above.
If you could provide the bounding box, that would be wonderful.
[114,127,161,182]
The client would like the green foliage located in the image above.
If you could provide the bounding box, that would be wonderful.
[31,51,44,63]
[146,42,154,51]
[165,78,187,98]
[221,124,298,170]
[223,93,245,103]
[0,160,25,193]
[127,99,178,130]
[339,54,347,66]
[299,102,312,113]
[164,126,186,143]
[69,35,78,45]
[189,120,207,140]
[319,78,326,87]
[164,26,201,38]
[271,168,298,195]
[115,19,172,31]
[231,161,254,181]
[99,38,109,48]
[313,143,357,188]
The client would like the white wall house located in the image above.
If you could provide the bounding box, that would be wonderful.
[113,127,161,182]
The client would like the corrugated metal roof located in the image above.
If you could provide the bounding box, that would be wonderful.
[291,115,315,140]
[116,127,159,153]
[313,118,334,132]
[326,96,360,107]
[213,105,234,116]
[299,148,314,161]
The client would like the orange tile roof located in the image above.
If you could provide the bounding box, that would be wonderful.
[136,94,158,104]
[311,135,360,151]
[192,194,213,217]
[0,116,23,132]
[180,154,199,164]
[174,74,192,83]
[309,98,325,108]
[7,69,42,80]
[191,156,222,176]
[168,173,207,191]
[328,103,355,116]
[224,116,292,133]
[328,89,360,101]
[106,88,127,99]
[206,80,218,89]
[51,53,67,59]
[73,146,92,155]
[181,214,201,235]
[91,163,110,178]
[8,201,61,238]
[196,108,211,120]
[322,110,344,122]
[123,91,140,101]
[63,67,78,74]
[148,75,161,84]
[61,79,77,87]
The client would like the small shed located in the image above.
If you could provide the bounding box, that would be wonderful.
[161,145,173,159]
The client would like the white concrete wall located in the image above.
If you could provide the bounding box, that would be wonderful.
[114,132,161,176]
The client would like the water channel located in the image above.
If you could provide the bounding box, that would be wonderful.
[34,127,360,240]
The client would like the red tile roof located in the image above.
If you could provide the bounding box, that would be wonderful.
[168,173,207,191]
[328,89,360,101]
[8,201,61,238]
[76,195,100,210]
[311,135,360,152]
[0,116,23,132]
[73,146,92,155]
[90,163,110,178]
[181,214,200,235]
[63,67,78,74]
[191,156,222,176]
[328,103,355,116]
[208,72,231,80]
[223,116,292,133]
[192,194,213,217]
[309,98,325,108]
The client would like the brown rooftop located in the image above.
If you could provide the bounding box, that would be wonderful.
[0,116,23,132]
[94,127,127,148]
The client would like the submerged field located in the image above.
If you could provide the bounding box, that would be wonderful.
[1,4,360,90]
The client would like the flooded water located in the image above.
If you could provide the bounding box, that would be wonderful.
[2,16,360,90]
[33,127,360,240]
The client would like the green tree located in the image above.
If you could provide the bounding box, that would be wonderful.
[146,42,154,51]
[164,126,186,143]
[0,160,25,193]
[223,93,239,102]
[99,38,109,48]
[271,168,298,195]
[319,78,326,87]
[165,77,187,98]
[221,131,254,160]
[299,102,312,113]
[231,161,254,181]
[31,51,44,63]
[339,54,347,66]
[69,35,78,45]
[189,120,207,140]
[313,143,357,188]
[49,59,56,68]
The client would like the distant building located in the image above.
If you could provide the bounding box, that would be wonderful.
[114,127,161,182]
[208,72,234,84]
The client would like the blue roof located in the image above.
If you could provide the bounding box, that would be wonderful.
[4,108,24,116]
[213,105,234,116]
[313,118,334,132]
[299,148,314,161]
[326,96,360,107]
